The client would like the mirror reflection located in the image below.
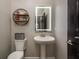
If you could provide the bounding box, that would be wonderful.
[35,7,51,32]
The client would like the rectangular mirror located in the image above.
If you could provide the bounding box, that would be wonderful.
[35,7,51,32]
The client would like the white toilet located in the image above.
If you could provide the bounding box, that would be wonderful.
[7,33,27,59]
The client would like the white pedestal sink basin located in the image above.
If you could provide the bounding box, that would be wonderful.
[34,35,55,59]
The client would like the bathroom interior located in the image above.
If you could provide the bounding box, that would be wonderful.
[0,0,79,59]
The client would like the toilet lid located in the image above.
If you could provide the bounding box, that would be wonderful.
[8,51,23,59]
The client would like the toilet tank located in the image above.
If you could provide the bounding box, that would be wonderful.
[15,33,26,51]
[15,39,26,51]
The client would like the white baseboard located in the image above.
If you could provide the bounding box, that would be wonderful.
[24,57,55,59]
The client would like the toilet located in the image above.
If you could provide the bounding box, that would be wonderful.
[7,33,27,59]
[7,51,23,59]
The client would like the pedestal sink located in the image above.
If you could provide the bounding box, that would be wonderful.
[34,35,55,59]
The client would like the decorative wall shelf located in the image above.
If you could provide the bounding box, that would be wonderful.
[13,9,30,26]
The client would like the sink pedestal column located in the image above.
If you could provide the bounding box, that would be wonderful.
[40,44,46,59]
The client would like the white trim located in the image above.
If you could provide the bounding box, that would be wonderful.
[24,57,55,59]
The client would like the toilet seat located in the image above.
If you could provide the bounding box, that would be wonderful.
[7,51,23,59]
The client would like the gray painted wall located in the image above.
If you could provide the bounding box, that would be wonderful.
[0,0,67,59]
[11,0,56,57]
[55,0,67,59]
[11,0,67,58]
[0,0,11,59]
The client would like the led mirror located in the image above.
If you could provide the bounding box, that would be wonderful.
[35,7,51,32]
